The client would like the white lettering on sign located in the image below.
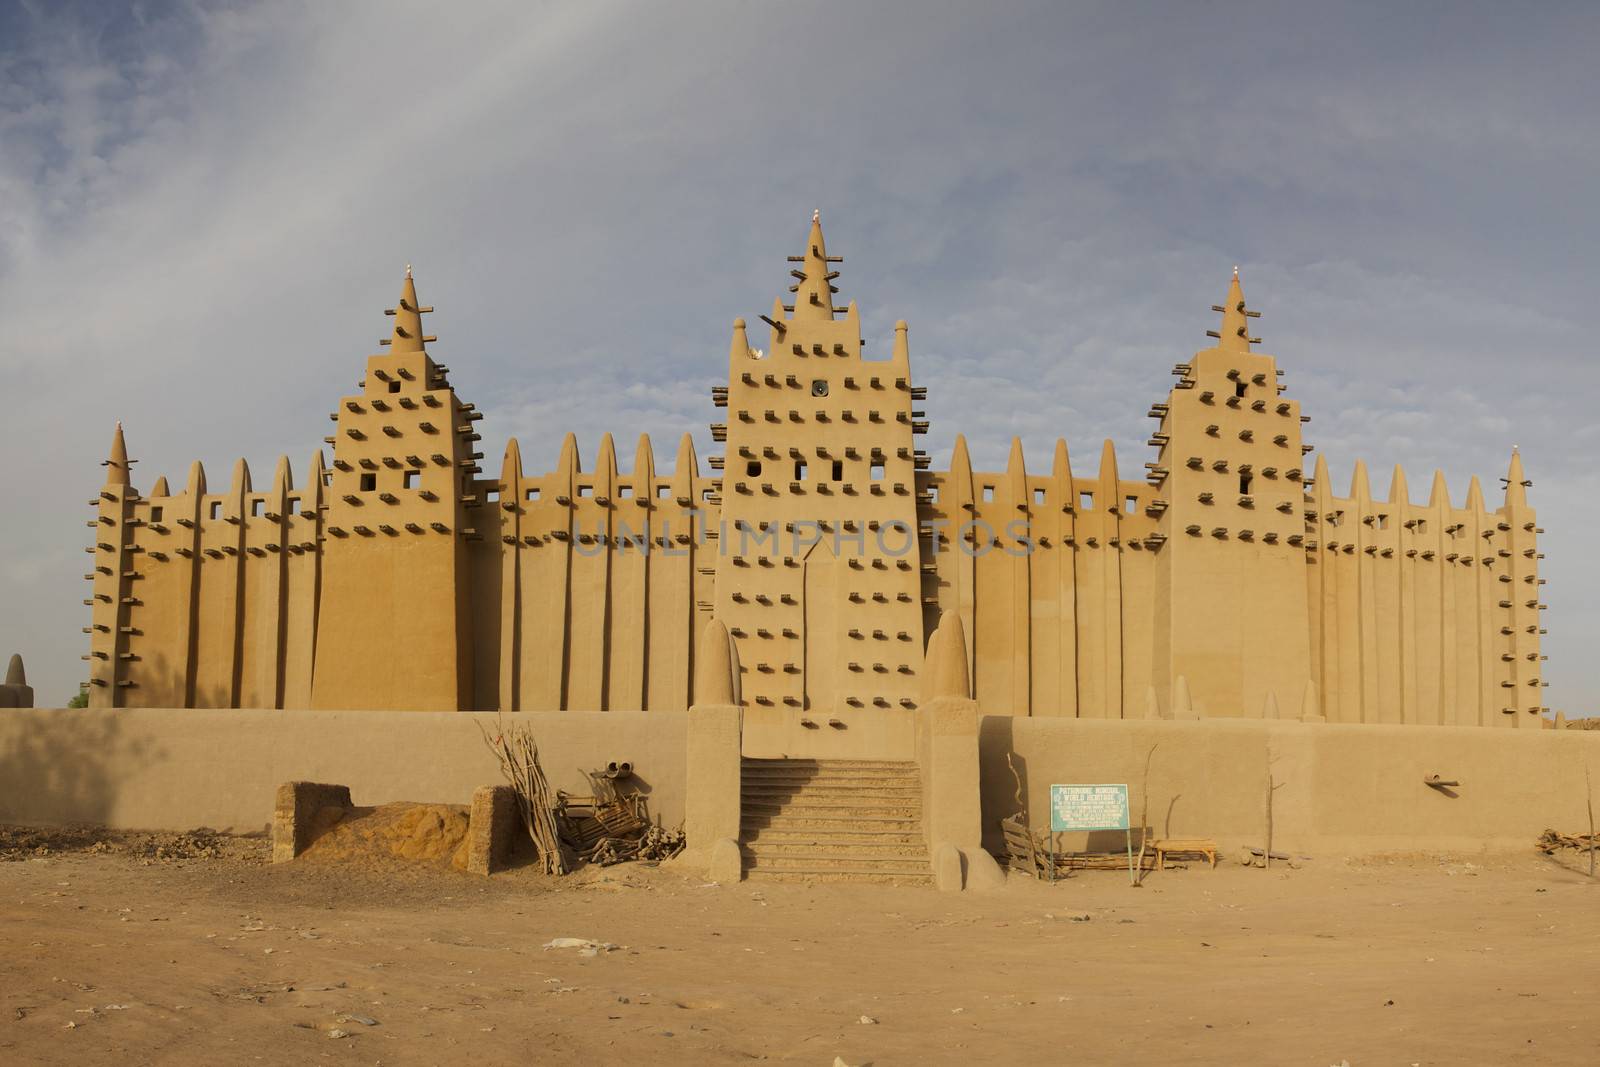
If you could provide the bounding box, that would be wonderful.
[1050,784,1130,832]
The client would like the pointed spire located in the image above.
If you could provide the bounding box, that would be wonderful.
[385,268,433,353]
[273,455,293,493]
[230,458,252,494]
[1005,437,1027,510]
[186,460,207,497]
[1505,448,1529,508]
[728,318,750,366]
[892,320,909,361]
[4,653,24,687]
[1387,464,1409,507]
[104,423,130,487]
[673,431,698,480]
[556,432,579,476]
[1263,690,1281,719]
[1312,453,1331,505]
[150,475,170,497]
[1429,469,1450,509]
[306,451,326,507]
[1350,459,1372,502]
[1209,268,1258,352]
[595,433,617,497]
[926,611,972,700]
[948,434,974,512]
[788,210,838,323]
[1051,438,1072,482]
[1465,474,1485,512]
[632,433,656,497]
[499,438,523,486]
[693,618,739,706]
[1145,685,1163,720]
[1096,438,1119,500]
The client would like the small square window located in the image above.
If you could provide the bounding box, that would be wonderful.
[403,470,419,489]
[657,485,670,499]
[1034,488,1046,505]
[794,459,808,480]
[388,379,401,394]
[578,485,592,497]
[1125,494,1139,514]
[360,473,377,492]
[286,496,299,513]
[1079,492,1094,511]
[618,485,632,498]
[981,486,994,502]
[831,460,843,481]
[1235,381,1247,399]
[747,460,763,477]
[210,501,222,519]
[870,461,885,481]
[149,506,164,522]
[525,487,540,501]
[250,499,263,517]
[1238,474,1252,495]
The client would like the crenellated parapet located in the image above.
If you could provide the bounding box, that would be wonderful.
[1307,449,1543,727]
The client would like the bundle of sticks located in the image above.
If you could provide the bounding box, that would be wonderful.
[584,824,687,867]
[1536,828,1600,854]
[480,717,570,875]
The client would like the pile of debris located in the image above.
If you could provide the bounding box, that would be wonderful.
[1536,828,1600,854]
[554,768,685,867]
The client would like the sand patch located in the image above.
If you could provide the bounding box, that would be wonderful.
[298,802,471,870]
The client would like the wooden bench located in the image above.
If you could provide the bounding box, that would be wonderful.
[1150,837,1218,870]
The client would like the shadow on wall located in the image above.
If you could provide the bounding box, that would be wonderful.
[0,652,175,828]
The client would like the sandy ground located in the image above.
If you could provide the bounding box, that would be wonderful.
[2,831,1598,1066]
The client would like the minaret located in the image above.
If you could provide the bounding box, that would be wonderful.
[1499,448,1544,725]
[311,269,477,710]
[1152,270,1311,717]
[713,213,926,723]
[86,424,135,706]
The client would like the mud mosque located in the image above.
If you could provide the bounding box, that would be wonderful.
[82,214,1545,728]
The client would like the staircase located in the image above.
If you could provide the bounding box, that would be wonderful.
[739,758,932,884]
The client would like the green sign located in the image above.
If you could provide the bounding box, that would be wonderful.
[1050,783,1130,833]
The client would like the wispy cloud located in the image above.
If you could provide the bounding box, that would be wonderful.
[1,0,1595,710]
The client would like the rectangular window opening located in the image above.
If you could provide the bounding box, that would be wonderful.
[870,461,885,481]
[657,485,670,498]
[484,488,498,503]
[525,487,540,501]
[831,460,844,481]
[618,485,632,498]
[388,379,401,394]
[1235,381,1247,398]
[285,497,299,513]
[981,485,995,503]
[1376,514,1389,530]
[578,485,592,497]
[403,470,419,489]
[1125,494,1139,514]
[747,460,763,477]
[794,459,808,480]
[250,499,263,517]
[1238,474,1252,495]
[1034,488,1047,505]
[359,473,377,492]
[209,501,222,519]
[149,506,164,523]
[1079,491,1094,511]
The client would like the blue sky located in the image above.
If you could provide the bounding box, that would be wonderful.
[1,0,1595,711]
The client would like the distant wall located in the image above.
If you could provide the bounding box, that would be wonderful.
[980,716,1600,856]
[0,709,688,834]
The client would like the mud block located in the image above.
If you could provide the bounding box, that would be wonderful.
[466,785,517,876]
[271,781,353,863]
[708,837,743,884]
[960,846,1006,891]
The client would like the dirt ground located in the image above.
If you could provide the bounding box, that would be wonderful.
[2,829,1598,1066]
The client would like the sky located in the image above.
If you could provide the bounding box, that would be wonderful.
[1,0,1595,712]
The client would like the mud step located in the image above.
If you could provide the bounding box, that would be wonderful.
[743,869,934,885]
[743,828,925,845]
[743,819,923,836]
[745,846,929,863]
[740,772,922,786]
[741,759,917,770]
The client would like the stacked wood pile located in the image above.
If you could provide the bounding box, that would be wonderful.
[555,784,686,867]
[1536,828,1600,853]
[480,719,570,875]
